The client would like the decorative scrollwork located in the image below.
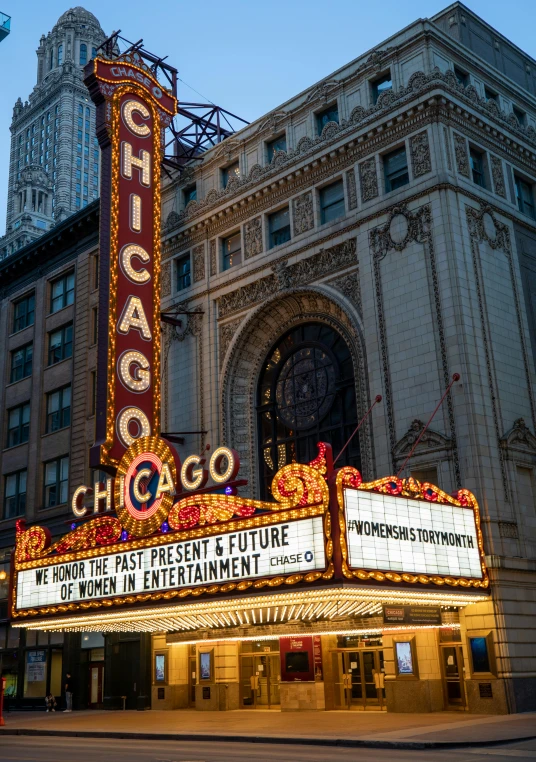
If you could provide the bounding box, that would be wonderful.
[15,516,122,563]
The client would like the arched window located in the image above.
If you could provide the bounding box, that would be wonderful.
[257,322,360,498]
[57,45,63,66]
[80,44,87,65]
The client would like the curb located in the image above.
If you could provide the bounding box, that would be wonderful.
[1,728,536,749]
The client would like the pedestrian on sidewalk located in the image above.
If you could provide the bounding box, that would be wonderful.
[63,672,75,712]
[45,693,57,712]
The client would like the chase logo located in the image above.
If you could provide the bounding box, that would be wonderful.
[270,550,314,567]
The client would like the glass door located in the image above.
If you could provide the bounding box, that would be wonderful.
[331,650,385,709]
[188,656,196,707]
[88,663,104,708]
[441,645,466,708]
[240,652,280,709]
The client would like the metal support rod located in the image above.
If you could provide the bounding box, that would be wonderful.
[396,373,460,479]
[333,395,383,467]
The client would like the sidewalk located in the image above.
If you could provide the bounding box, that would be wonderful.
[1,709,536,749]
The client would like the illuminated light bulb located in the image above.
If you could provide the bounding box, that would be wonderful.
[118,350,151,392]
[209,447,239,484]
[117,296,152,340]
[130,194,142,232]
[116,407,151,447]
[122,99,151,138]
[181,455,208,491]
[121,141,151,186]
[120,244,150,283]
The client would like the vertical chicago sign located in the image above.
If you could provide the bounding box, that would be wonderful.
[84,57,177,470]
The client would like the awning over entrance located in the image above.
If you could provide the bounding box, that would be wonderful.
[16,585,488,633]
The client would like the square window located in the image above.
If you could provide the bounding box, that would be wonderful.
[48,324,73,365]
[4,470,27,519]
[383,147,409,192]
[266,134,287,163]
[316,105,339,135]
[221,161,240,188]
[46,385,71,433]
[43,456,69,508]
[10,343,33,383]
[515,175,536,220]
[222,232,242,271]
[484,86,498,102]
[176,254,191,291]
[454,66,469,87]
[6,403,30,448]
[320,179,345,224]
[50,271,75,313]
[470,148,486,188]
[268,207,291,249]
[183,184,197,205]
[13,292,35,333]
[371,73,392,103]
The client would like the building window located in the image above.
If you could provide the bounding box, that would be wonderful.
[384,147,409,192]
[515,175,536,220]
[268,207,291,248]
[454,66,469,87]
[371,72,392,103]
[46,386,71,433]
[257,322,360,498]
[4,470,27,519]
[10,343,33,383]
[48,324,73,365]
[316,105,339,135]
[50,271,75,313]
[266,134,287,162]
[484,86,498,103]
[79,43,87,65]
[221,161,240,188]
[176,254,191,291]
[7,403,30,448]
[44,456,69,508]
[513,106,526,126]
[470,148,486,188]
[57,44,63,66]
[320,180,345,224]
[91,307,98,344]
[183,184,197,205]
[222,232,242,271]
[13,292,35,333]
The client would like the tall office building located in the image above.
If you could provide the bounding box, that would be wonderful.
[0,7,106,259]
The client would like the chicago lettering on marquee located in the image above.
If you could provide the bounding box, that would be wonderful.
[83,57,177,470]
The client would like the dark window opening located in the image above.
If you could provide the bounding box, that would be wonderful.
[470,148,486,188]
[268,207,291,249]
[320,180,345,224]
[222,232,242,271]
[222,162,240,188]
[176,254,191,290]
[515,176,536,220]
[454,66,469,87]
[267,135,287,162]
[384,147,409,192]
[372,73,392,103]
[316,105,339,135]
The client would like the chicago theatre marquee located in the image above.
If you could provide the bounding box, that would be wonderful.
[10,56,494,715]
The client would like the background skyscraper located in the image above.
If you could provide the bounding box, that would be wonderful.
[0,7,106,259]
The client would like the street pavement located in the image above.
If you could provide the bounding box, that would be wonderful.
[1,736,536,762]
[2,709,536,748]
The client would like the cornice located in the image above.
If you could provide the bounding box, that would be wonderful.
[161,179,536,315]
[163,70,536,241]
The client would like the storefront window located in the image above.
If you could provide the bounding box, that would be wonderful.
[241,640,279,653]
[24,650,47,697]
[50,649,63,696]
[469,636,491,673]
[81,631,104,649]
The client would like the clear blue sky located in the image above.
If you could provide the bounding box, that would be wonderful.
[0,0,534,235]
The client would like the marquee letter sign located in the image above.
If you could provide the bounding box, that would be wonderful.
[84,56,177,470]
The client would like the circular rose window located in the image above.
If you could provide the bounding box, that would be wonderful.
[275,347,336,430]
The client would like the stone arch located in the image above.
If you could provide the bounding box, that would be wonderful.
[220,285,372,497]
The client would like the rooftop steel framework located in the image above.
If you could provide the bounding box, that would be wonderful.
[97,31,249,177]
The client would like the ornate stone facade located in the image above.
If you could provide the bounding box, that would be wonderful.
[359,157,378,202]
[491,155,507,198]
[292,192,314,236]
[410,131,432,177]
[346,168,358,210]
[193,243,205,282]
[244,216,263,259]
[454,133,470,177]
